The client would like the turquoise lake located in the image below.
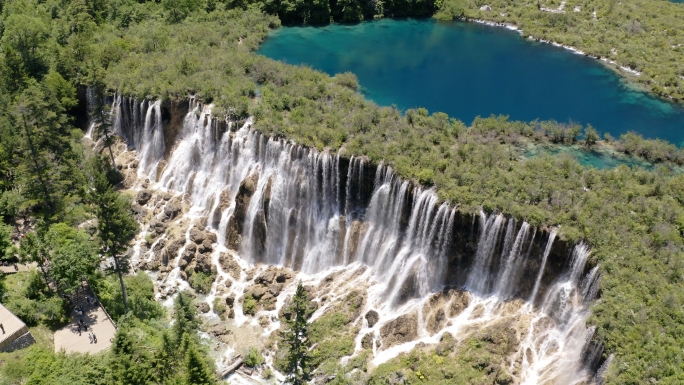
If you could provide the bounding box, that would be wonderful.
[258,19,684,147]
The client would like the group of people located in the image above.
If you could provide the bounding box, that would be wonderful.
[76,318,97,343]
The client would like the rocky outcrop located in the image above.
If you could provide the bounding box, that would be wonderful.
[136,190,153,205]
[225,171,259,251]
[219,252,241,280]
[380,312,418,349]
[365,310,379,328]
[422,287,471,335]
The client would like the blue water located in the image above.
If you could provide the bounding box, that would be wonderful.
[258,19,684,147]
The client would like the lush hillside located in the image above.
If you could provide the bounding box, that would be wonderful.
[0,1,683,384]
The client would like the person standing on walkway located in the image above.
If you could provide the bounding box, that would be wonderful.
[88,333,93,343]
[92,333,97,343]
[0,323,4,334]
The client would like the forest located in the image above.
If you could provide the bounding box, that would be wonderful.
[0,0,682,384]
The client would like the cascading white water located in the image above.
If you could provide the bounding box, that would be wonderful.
[113,100,604,383]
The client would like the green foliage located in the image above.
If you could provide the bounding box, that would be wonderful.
[1,270,69,327]
[245,347,265,367]
[184,334,215,385]
[280,282,313,385]
[95,271,164,321]
[173,291,200,346]
[242,293,257,315]
[188,271,213,294]
[44,222,99,295]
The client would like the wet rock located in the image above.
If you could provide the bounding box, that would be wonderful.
[261,292,276,311]
[361,333,373,349]
[211,188,232,227]
[380,312,418,349]
[426,308,447,335]
[164,200,182,221]
[219,253,241,280]
[181,248,195,264]
[246,285,267,300]
[196,302,210,313]
[131,203,147,220]
[269,283,283,297]
[207,323,230,337]
[225,296,235,308]
[448,290,471,318]
[149,219,167,235]
[136,190,153,205]
[199,239,213,254]
[225,171,259,250]
[365,310,380,328]
[256,268,277,285]
[275,270,293,284]
[189,228,206,244]
[194,253,213,274]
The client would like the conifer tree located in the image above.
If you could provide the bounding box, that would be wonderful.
[173,291,199,346]
[88,155,139,312]
[281,281,313,385]
[183,334,214,385]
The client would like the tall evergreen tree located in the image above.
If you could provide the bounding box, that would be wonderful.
[88,155,138,312]
[183,334,214,385]
[281,281,313,385]
[173,291,199,346]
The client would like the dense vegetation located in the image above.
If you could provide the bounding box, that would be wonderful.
[0,0,682,384]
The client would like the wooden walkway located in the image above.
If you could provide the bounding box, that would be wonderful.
[54,285,117,354]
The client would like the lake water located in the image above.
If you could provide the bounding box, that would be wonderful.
[258,19,684,147]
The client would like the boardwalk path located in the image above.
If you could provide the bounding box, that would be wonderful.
[54,284,117,354]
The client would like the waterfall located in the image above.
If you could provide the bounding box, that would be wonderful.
[114,100,603,382]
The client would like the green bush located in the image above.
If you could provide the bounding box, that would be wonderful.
[245,347,264,367]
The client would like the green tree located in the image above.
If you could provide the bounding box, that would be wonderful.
[11,80,81,223]
[585,125,599,147]
[44,223,99,295]
[281,282,313,385]
[89,155,138,312]
[184,334,215,385]
[173,291,199,346]
[111,328,153,385]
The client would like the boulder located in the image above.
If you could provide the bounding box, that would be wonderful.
[196,302,210,313]
[225,171,259,250]
[361,333,373,349]
[207,323,230,337]
[225,296,235,308]
[246,285,267,300]
[164,200,182,221]
[256,268,277,285]
[269,283,283,297]
[365,310,380,328]
[275,270,293,284]
[479,4,491,11]
[149,219,167,235]
[194,253,213,274]
[380,312,418,349]
[219,253,241,280]
[136,190,153,205]
[199,239,213,254]
[189,228,206,244]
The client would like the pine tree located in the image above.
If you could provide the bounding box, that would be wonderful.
[88,155,139,312]
[173,291,199,347]
[281,281,313,385]
[183,334,215,385]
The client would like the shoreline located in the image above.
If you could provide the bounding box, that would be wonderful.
[468,18,642,77]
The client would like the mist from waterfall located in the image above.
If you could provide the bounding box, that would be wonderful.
[112,98,603,383]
